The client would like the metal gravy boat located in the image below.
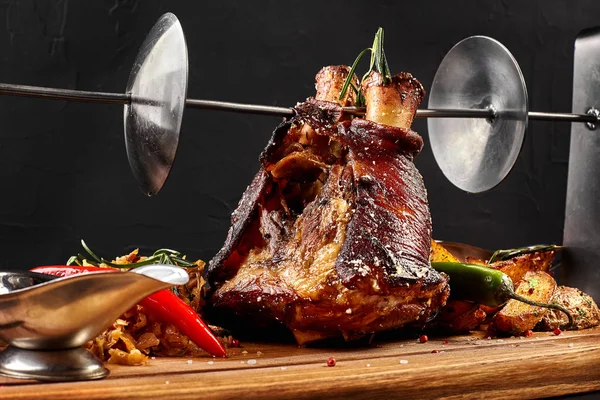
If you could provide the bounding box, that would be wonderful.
[0,265,188,381]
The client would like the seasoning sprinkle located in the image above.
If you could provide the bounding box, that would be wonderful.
[553,328,562,336]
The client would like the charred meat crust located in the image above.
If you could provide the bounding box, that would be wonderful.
[294,99,424,156]
[205,120,292,288]
[206,101,437,291]
[315,65,360,106]
[333,118,436,290]
[292,99,345,131]
[205,97,448,341]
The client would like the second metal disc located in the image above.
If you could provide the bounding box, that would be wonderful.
[428,36,528,193]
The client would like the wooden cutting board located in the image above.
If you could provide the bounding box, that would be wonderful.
[1,328,599,399]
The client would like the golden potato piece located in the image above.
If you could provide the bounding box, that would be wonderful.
[430,240,459,263]
[435,300,487,333]
[537,286,600,330]
[489,251,555,285]
[465,257,488,266]
[493,271,557,334]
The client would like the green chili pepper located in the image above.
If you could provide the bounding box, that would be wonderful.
[431,262,574,328]
[488,244,564,263]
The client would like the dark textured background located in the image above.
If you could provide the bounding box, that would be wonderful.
[0,0,594,269]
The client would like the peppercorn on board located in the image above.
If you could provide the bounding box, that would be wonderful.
[1,328,599,399]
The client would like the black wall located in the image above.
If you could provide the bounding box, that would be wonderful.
[0,0,593,269]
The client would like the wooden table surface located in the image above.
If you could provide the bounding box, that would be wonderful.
[1,328,599,399]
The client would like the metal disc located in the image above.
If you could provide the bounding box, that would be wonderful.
[428,36,528,193]
[124,13,189,196]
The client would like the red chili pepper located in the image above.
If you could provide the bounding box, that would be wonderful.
[31,265,226,357]
[32,265,105,277]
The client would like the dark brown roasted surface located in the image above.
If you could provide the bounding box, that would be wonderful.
[205,66,449,344]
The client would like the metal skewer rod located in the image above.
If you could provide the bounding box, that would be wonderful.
[185,98,294,116]
[527,110,598,123]
[0,83,130,104]
[0,82,598,124]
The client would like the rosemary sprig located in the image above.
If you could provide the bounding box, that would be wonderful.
[338,27,392,105]
[67,240,197,269]
[339,47,371,105]
[81,240,102,263]
[369,27,392,84]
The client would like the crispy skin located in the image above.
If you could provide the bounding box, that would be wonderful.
[205,69,448,344]
[434,300,487,334]
[315,65,359,106]
[205,104,448,342]
[331,118,432,289]
[488,251,555,284]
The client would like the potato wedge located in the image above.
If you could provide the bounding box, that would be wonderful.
[430,240,459,263]
[435,300,486,333]
[493,270,557,334]
[465,257,488,266]
[488,251,555,284]
[536,286,600,330]
[479,304,500,316]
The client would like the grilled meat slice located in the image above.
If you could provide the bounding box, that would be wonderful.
[205,66,449,344]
